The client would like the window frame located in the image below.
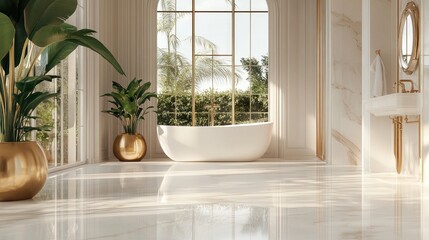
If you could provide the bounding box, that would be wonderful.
[156,0,269,127]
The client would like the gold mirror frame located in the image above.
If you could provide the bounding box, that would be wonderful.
[398,1,420,75]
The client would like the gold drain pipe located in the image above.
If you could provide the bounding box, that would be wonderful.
[393,116,403,174]
[392,114,420,174]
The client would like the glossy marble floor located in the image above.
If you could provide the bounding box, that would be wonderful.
[0,160,428,240]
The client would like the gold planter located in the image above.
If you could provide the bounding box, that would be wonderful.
[0,142,48,201]
[113,133,147,162]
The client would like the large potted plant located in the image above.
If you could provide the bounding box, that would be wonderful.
[102,78,156,162]
[0,0,125,201]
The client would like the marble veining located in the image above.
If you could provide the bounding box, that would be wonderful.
[0,161,428,240]
[331,79,360,95]
[331,12,362,50]
[330,0,363,166]
[332,130,361,165]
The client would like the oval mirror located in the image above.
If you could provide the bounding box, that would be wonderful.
[398,2,419,75]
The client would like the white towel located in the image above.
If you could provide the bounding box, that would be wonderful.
[370,54,387,97]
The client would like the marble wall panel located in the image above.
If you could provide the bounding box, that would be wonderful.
[330,0,363,165]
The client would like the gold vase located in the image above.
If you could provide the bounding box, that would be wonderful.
[0,142,48,201]
[113,133,147,162]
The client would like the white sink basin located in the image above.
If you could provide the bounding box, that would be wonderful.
[364,93,421,117]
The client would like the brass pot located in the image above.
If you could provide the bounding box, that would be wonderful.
[0,142,48,201]
[113,133,147,161]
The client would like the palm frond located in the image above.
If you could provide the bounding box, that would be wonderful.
[185,36,217,53]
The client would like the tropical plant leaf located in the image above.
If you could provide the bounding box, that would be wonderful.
[19,92,58,117]
[105,108,123,114]
[26,116,40,120]
[42,40,78,73]
[0,0,14,15]
[135,82,151,99]
[15,75,58,92]
[72,29,97,36]
[157,48,189,66]
[67,33,125,75]
[138,92,157,105]
[102,109,123,118]
[0,0,31,20]
[0,12,15,62]
[189,35,217,52]
[0,4,29,74]
[0,56,9,77]
[108,100,119,107]
[109,92,128,108]
[24,0,77,39]
[14,19,29,66]
[102,79,156,134]
[112,81,126,93]
[139,106,154,120]
[100,93,113,98]
[17,124,51,140]
[31,23,76,47]
[123,102,138,115]
[18,125,52,133]
[159,0,176,13]
[126,78,141,96]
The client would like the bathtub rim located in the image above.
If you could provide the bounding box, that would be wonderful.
[157,121,273,129]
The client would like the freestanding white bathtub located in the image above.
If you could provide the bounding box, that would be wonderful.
[157,122,273,162]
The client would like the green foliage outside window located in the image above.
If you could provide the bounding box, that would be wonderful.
[158,92,268,126]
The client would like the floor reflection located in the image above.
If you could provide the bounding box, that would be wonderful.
[0,161,426,240]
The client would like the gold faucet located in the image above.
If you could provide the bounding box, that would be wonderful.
[395,79,418,93]
[205,103,220,126]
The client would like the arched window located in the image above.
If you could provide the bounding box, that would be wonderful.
[157,0,268,126]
